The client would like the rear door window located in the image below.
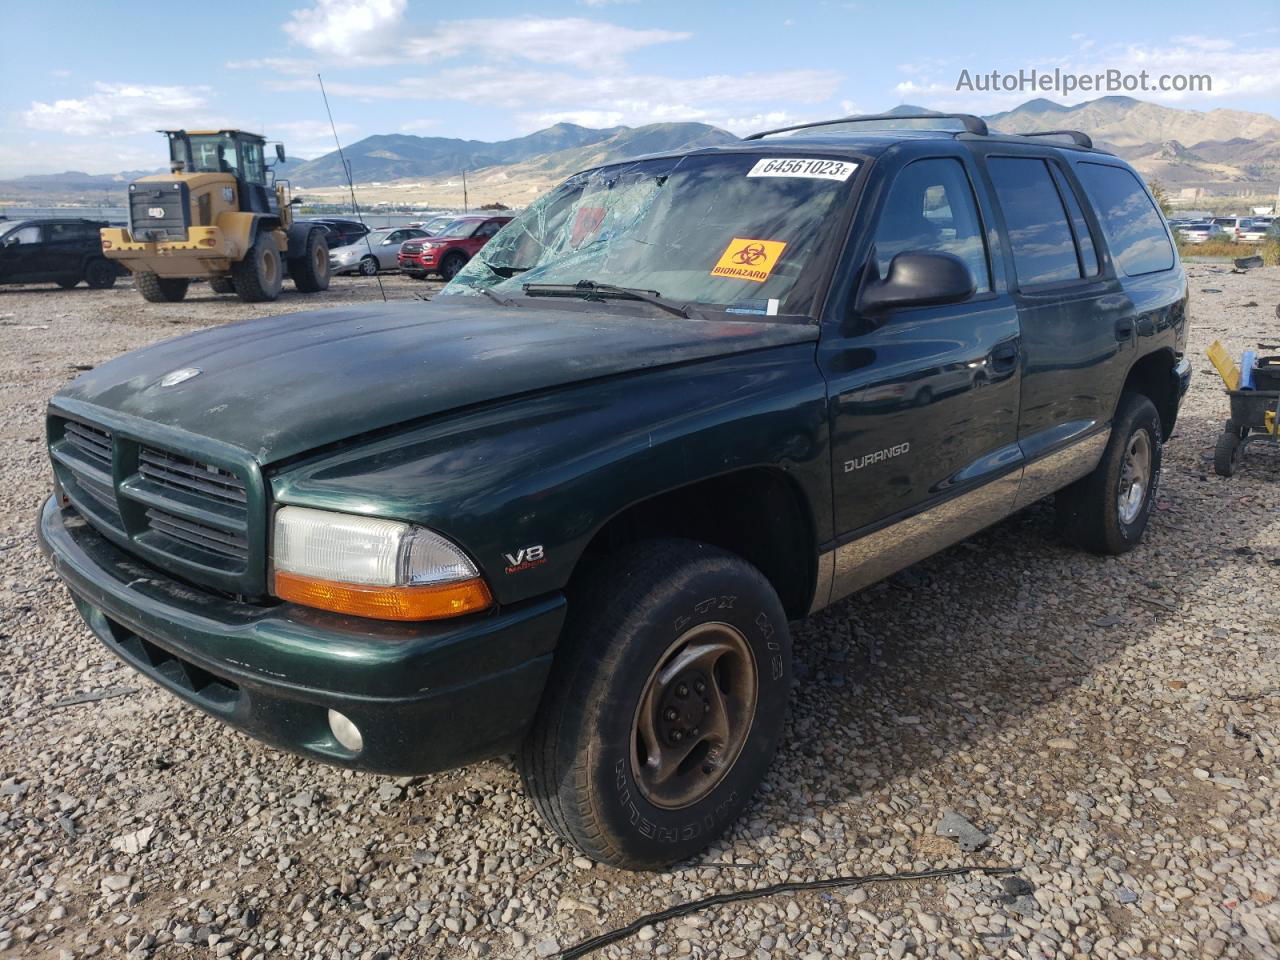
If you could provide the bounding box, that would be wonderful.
[1076,163,1174,276]
[872,157,990,293]
[987,157,1081,286]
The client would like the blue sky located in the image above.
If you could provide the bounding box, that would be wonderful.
[3,0,1277,177]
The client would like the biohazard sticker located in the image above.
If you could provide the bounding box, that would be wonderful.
[711,238,787,283]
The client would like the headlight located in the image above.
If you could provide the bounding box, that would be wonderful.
[271,506,492,621]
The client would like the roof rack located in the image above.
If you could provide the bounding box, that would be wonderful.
[743,111,989,140]
[1015,129,1094,148]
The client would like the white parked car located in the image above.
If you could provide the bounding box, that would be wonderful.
[329,228,429,276]
[1176,223,1229,244]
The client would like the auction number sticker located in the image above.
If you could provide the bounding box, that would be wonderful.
[746,157,857,181]
[711,237,787,283]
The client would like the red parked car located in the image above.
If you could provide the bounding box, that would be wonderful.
[398,216,512,280]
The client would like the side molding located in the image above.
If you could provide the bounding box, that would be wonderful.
[808,428,1111,614]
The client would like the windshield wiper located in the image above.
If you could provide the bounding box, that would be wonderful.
[521,280,697,320]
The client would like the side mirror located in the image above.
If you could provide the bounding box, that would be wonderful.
[275,144,287,163]
[857,251,976,315]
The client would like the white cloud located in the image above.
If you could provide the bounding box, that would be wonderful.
[283,0,408,61]
[398,118,439,133]
[280,2,686,70]
[275,66,840,135]
[23,82,220,137]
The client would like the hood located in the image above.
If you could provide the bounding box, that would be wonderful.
[55,299,817,466]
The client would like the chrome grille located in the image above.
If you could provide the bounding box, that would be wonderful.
[144,508,249,562]
[138,447,247,507]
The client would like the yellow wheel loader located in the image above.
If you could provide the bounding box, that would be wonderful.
[101,130,330,303]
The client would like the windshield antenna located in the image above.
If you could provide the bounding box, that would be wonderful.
[318,73,385,303]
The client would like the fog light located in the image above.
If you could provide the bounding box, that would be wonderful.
[327,709,363,752]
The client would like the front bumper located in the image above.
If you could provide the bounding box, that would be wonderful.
[38,495,565,775]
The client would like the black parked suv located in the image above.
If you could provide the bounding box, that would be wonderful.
[39,113,1189,869]
[0,218,122,289]
[300,218,371,249]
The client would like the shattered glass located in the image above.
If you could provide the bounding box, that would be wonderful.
[441,153,858,319]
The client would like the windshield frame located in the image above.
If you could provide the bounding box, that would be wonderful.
[441,148,869,324]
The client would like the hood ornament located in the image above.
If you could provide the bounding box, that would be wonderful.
[159,367,202,387]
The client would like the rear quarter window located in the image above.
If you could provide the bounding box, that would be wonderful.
[1076,163,1174,276]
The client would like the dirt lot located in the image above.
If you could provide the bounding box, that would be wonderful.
[1,268,1278,960]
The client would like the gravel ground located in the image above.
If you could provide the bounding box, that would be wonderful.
[1,267,1278,960]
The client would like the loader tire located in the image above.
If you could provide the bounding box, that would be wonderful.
[289,229,330,293]
[137,272,189,303]
[231,232,284,303]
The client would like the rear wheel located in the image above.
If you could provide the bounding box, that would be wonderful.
[136,272,189,303]
[84,259,117,289]
[1214,431,1242,477]
[440,252,467,281]
[1056,392,1162,554]
[209,277,236,295]
[289,229,330,293]
[517,539,791,869]
[231,232,285,303]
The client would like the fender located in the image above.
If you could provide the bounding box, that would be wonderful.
[269,344,834,607]
[214,211,286,259]
[285,222,322,260]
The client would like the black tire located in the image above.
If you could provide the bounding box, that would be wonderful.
[358,256,379,277]
[84,259,117,289]
[289,229,330,293]
[517,539,791,869]
[231,232,285,303]
[56,277,80,289]
[208,277,236,295]
[440,252,467,281]
[136,272,190,303]
[1056,392,1162,554]
[1214,431,1242,477]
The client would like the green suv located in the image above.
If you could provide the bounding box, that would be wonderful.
[39,113,1191,869]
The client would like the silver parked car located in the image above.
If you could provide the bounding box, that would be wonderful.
[329,228,429,276]
[1176,223,1229,244]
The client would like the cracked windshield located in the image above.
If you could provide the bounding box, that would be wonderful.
[441,153,858,318]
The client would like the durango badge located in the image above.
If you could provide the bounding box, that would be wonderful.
[711,237,787,283]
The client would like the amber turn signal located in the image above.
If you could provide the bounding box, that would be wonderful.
[273,571,492,621]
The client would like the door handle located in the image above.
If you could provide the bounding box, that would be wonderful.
[989,341,1019,371]
[1115,317,1135,341]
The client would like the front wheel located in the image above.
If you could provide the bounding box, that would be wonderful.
[517,539,791,869]
[358,256,379,277]
[440,252,467,281]
[84,259,117,289]
[1056,392,1162,554]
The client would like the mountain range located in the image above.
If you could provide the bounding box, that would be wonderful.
[2,96,1276,207]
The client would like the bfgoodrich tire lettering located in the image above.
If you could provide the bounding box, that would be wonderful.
[517,539,791,869]
[1056,392,1162,554]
